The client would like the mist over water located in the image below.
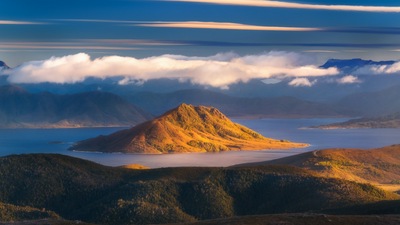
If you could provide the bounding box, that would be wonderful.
[0,118,399,168]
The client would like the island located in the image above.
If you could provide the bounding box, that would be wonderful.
[70,104,308,153]
[314,112,400,129]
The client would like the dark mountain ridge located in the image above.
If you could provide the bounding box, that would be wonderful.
[127,89,344,117]
[321,58,396,74]
[0,61,10,70]
[0,85,152,128]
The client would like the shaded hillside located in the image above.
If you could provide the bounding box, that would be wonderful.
[160,214,400,225]
[0,154,126,217]
[70,104,307,153]
[0,220,96,225]
[0,202,59,222]
[0,154,396,225]
[239,145,400,190]
[0,85,151,128]
[324,200,400,215]
[127,89,344,117]
[314,112,400,129]
[335,84,400,116]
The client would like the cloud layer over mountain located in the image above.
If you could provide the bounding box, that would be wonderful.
[2,52,338,88]
[354,62,400,75]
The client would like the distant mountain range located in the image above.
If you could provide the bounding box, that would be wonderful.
[334,84,400,117]
[70,104,307,153]
[127,83,400,119]
[126,89,344,117]
[0,85,152,128]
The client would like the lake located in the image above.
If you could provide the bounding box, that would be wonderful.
[0,118,399,168]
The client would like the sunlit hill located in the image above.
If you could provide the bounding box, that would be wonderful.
[71,104,307,153]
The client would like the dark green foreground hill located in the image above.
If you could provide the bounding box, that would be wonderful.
[0,154,397,225]
[0,202,59,222]
[238,144,400,193]
[159,214,400,225]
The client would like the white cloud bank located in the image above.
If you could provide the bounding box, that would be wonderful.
[3,52,338,88]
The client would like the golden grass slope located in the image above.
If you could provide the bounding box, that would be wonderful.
[119,164,149,170]
[71,104,307,153]
[244,144,400,192]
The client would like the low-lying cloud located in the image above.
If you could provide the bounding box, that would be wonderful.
[288,78,316,87]
[3,52,338,88]
[337,75,361,84]
[354,62,400,75]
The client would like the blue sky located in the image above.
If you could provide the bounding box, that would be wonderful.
[1,0,400,66]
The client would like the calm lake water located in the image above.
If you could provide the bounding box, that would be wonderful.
[0,118,399,168]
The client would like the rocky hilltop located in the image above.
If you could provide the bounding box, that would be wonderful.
[71,104,307,153]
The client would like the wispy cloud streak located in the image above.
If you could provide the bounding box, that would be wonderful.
[59,19,321,31]
[55,19,137,24]
[0,42,138,50]
[57,19,400,35]
[168,0,400,12]
[137,21,321,31]
[78,39,189,46]
[0,20,43,25]
[2,40,400,52]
